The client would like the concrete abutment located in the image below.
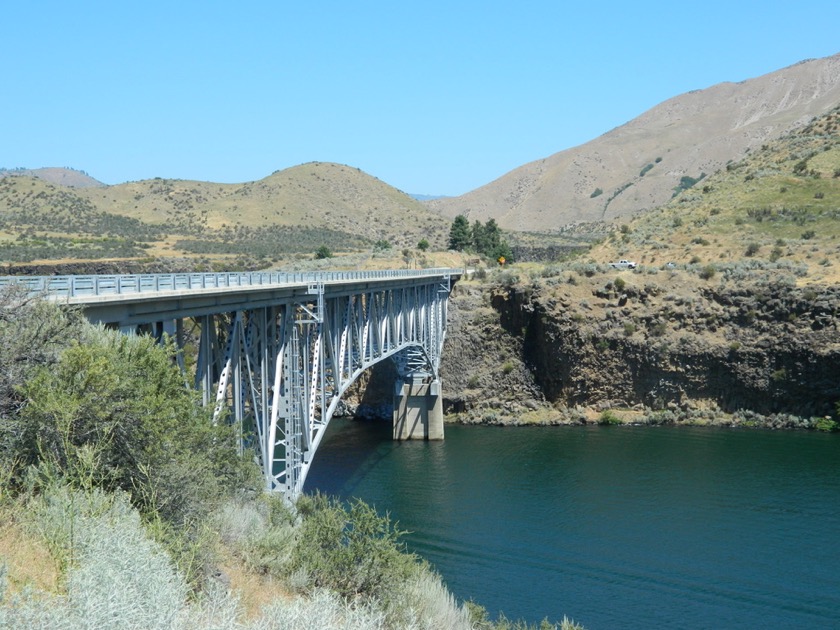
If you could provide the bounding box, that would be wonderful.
[393,376,444,440]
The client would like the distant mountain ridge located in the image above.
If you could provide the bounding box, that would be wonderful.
[425,53,840,231]
[409,193,449,201]
[0,167,103,188]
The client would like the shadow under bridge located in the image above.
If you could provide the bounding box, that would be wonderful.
[4,268,459,501]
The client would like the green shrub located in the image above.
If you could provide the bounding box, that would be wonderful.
[598,410,621,425]
[650,322,667,336]
[0,288,85,428]
[496,271,519,287]
[289,494,421,602]
[672,173,705,196]
[814,416,838,432]
[699,265,716,280]
[18,331,245,508]
[745,242,760,257]
[7,328,254,586]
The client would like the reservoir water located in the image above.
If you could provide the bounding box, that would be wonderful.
[305,420,840,629]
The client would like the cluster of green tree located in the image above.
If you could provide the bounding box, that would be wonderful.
[0,289,581,629]
[672,173,706,197]
[448,215,514,262]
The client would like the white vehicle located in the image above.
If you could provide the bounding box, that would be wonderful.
[608,259,637,269]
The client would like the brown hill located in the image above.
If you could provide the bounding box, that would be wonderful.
[70,161,450,248]
[0,162,452,266]
[426,53,840,231]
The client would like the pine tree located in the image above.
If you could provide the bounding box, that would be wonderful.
[483,218,501,254]
[448,215,471,251]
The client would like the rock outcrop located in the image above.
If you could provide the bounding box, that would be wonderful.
[441,270,840,426]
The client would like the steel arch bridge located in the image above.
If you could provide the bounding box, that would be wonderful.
[0,268,459,501]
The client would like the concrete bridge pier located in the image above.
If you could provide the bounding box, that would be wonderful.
[393,375,444,440]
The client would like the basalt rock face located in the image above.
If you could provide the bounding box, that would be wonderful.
[439,282,545,420]
[445,275,840,420]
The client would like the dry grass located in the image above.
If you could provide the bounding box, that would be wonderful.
[218,554,293,620]
[0,510,61,596]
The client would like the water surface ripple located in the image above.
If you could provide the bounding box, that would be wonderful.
[306,421,840,629]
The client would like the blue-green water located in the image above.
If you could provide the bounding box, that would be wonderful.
[305,420,840,629]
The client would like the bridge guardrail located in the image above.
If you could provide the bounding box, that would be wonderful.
[0,268,457,299]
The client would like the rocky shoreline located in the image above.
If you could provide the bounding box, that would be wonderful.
[445,404,834,431]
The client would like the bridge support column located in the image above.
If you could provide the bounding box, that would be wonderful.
[393,376,444,440]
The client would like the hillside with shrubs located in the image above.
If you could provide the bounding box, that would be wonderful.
[0,162,452,270]
[592,104,840,283]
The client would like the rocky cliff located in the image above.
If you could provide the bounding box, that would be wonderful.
[440,268,840,428]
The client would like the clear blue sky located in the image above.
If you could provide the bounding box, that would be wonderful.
[2,1,839,196]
